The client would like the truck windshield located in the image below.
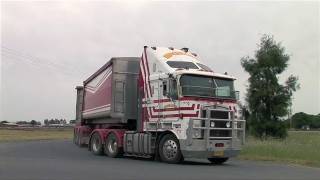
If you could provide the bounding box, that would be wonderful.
[167,61,199,69]
[180,74,235,98]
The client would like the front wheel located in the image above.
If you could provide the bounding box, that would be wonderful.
[104,133,123,158]
[208,158,229,164]
[159,134,183,163]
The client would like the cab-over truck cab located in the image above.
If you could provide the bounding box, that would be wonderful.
[139,47,245,163]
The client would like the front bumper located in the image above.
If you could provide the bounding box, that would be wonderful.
[179,138,242,159]
[181,149,240,159]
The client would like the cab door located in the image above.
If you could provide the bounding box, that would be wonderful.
[158,80,167,121]
[158,79,179,121]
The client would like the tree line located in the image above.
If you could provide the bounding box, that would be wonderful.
[0,118,75,126]
[291,112,320,129]
[43,118,67,125]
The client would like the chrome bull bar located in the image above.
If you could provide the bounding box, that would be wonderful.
[189,109,246,146]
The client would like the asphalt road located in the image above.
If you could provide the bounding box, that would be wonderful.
[0,140,319,180]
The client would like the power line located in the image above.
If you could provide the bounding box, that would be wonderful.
[2,50,75,77]
[2,46,74,70]
[1,45,83,77]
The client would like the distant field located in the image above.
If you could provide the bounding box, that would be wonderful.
[0,128,73,142]
[239,131,320,167]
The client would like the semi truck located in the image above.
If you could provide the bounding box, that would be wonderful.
[74,46,246,164]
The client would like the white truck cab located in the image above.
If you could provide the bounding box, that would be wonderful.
[138,46,245,162]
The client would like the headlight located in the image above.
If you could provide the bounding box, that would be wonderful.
[226,121,231,128]
[192,120,203,139]
[192,129,203,139]
[210,121,215,127]
[193,120,202,128]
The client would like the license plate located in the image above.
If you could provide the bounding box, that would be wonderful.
[213,151,224,157]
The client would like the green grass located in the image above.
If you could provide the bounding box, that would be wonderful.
[0,128,73,142]
[239,131,320,167]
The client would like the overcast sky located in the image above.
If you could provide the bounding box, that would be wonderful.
[1,1,319,122]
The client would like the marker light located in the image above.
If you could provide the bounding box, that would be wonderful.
[210,121,215,128]
[226,122,231,128]
[181,47,188,52]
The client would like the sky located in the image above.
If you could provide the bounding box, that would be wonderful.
[1,1,319,122]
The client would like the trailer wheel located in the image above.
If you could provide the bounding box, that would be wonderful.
[159,134,182,163]
[208,158,229,164]
[73,130,78,145]
[104,133,122,158]
[90,133,104,155]
[74,130,81,146]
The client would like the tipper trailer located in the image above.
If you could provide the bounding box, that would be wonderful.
[74,46,246,164]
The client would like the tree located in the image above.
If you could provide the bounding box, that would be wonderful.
[44,119,49,126]
[49,119,55,124]
[291,112,309,129]
[241,35,299,139]
[292,112,320,129]
[30,120,37,126]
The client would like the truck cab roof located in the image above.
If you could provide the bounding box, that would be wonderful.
[146,47,236,80]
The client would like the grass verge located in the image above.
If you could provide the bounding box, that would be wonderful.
[239,131,320,167]
[0,128,73,142]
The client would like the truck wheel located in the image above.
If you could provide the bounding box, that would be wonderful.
[104,133,123,158]
[159,134,182,163]
[74,130,82,146]
[208,158,229,164]
[73,130,78,145]
[90,133,104,155]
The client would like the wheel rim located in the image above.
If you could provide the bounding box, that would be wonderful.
[108,137,117,154]
[92,137,99,152]
[163,139,178,160]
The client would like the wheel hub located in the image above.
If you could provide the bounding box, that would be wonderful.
[92,138,99,152]
[108,139,117,153]
[163,140,178,160]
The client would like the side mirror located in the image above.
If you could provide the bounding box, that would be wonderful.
[163,82,167,96]
[235,91,240,100]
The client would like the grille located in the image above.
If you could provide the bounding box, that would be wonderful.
[211,120,232,128]
[210,130,232,137]
[210,110,229,119]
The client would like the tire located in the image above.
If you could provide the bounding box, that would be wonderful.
[208,158,229,165]
[90,133,104,155]
[73,130,78,145]
[159,134,182,163]
[104,133,123,158]
[74,130,82,146]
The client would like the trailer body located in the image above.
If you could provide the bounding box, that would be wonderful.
[81,57,140,124]
[74,47,246,163]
